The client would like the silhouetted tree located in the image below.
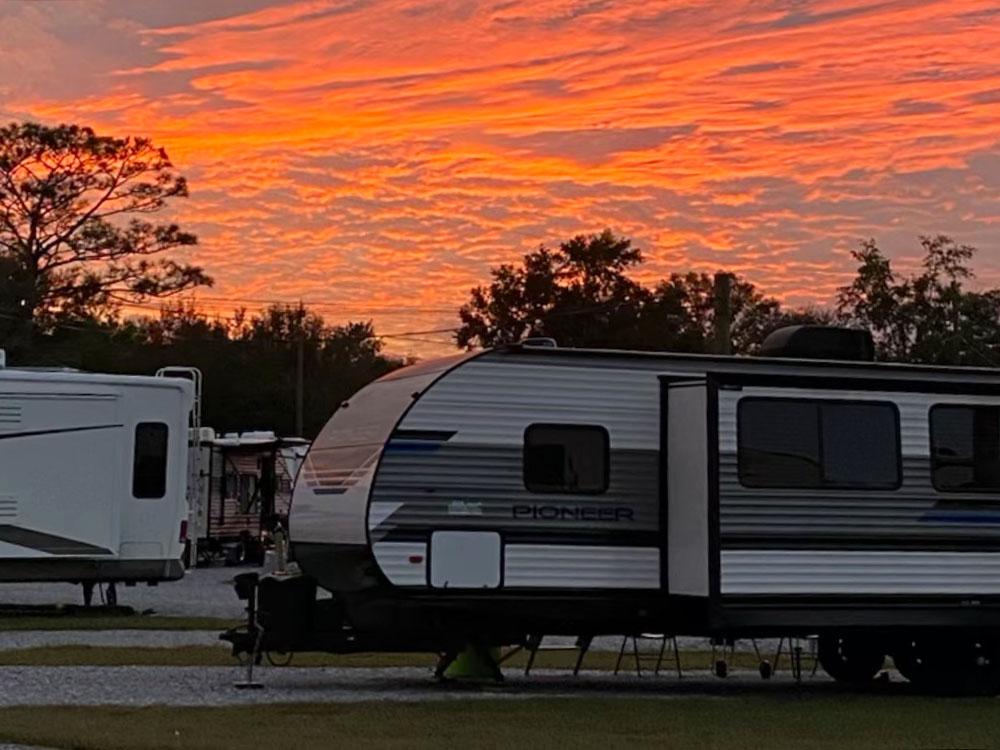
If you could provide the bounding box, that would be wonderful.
[0,121,210,352]
[457,230,650,349]
[456,230,810,353]
[838,235,1000,365]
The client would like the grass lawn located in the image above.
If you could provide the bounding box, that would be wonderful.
[0,696,996,750]
[0,615,239,631]
[0,644,773,671]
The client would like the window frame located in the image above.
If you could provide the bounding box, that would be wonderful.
[522,423,610,495]
[132,421,170,499]
[929,403,1000,494]
[737,396,903,491]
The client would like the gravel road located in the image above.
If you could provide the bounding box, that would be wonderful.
[0,630,224,649]
[0,664,845,707]
[0,567,246,619]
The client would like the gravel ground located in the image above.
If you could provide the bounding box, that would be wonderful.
[0,567,789,657]
[0,567,247,619]
[0,628,780,654]
[0,630,224,650]
[0,664,842,707]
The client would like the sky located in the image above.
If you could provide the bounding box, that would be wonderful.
[1,0,999,355]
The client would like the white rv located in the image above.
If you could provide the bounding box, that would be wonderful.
[0,363,193,602]
[226,328,1000,695]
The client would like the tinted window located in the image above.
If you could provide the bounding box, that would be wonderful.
[738,401,821,487]
[931,405,1000,491]
[524,424,608,493]
[738,399,900,489]
[822,403,900,487]
[133,422,169,498]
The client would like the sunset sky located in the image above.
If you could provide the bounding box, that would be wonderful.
[1,0,999,355]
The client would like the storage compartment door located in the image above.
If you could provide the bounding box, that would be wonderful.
[430,531,501,589]
[665,381,710,597]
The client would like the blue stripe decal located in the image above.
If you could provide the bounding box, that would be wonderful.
[313,487,349,495]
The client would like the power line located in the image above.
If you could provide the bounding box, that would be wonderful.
[145,295,458,314]
[0,308,458,344]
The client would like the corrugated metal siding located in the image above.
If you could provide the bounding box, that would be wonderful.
[718,388,1000,543]
[504,545,660,589]
[372,541,427,586]
[401,360,661,449]
[368,357,664,587]
[370,445,658,540]
[717,386,1000,595]
[722,550,1000,594]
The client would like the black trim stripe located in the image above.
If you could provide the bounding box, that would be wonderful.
[722,535,1000,552]
[389,429,457,442]
[375,528,662,547]
[712,371,1000,396]
[0,525,114,555]
[0,424,122,441]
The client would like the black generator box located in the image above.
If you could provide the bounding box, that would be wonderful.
[257,574,317,651]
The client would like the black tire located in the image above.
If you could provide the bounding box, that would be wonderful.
[266,651,294,667]
[892,634,1000,696]
[818,635,885,684]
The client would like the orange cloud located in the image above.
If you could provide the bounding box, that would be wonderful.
[1,0,999,357]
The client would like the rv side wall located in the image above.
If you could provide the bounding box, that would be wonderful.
[717,383,1000,596]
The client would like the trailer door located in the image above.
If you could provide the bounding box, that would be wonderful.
[663,379,711,598]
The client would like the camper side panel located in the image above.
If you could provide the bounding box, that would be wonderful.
[0,384,122,561]
[717,384,1000,597]
[368,356,662,591]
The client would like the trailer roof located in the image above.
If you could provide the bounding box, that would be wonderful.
[483,343,1000,384]
[0,367,195,393]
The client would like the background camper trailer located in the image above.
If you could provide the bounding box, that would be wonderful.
[188,431,307,567]
[0,359,193,605]
[226,329,1000,695]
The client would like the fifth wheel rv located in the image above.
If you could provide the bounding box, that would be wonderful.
[0,358,193,604]
[226,328,1000,695]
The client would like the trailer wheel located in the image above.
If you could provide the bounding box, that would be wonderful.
[266,651,294,667]
[818,635,885,684]
[892,635,1000,696]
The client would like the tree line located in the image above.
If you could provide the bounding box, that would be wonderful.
[456,230,1000,367]
[3,121,999,438]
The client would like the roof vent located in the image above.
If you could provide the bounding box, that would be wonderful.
[760,326,875,362]
[521,337,558,348]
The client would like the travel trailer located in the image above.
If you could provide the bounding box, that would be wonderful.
[188,430,308,566]
[0,359,193,604]
[226,329,1000,694]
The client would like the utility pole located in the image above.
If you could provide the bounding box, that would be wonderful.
[713,272,734,355]
[294,301,304,436]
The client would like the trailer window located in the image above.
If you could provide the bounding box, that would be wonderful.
[133,422,169,498]
[738,399,900,489]
[931,405,1000,491]
[524,424,609,494]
